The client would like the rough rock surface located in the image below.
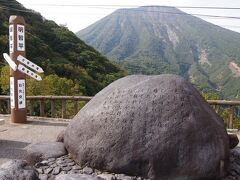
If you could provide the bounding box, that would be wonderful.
[64,75,229,180]
[228,133,239,149]
[25,142,67,165]
[223,147,240,180]
[0,160,39,180]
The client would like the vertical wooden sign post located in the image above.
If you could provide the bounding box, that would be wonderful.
[3,16,43,123]
[9,16,26,123]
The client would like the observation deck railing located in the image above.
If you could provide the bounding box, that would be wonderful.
[0,96,239,129]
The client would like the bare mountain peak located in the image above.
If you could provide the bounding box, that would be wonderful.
[114,6,185,17]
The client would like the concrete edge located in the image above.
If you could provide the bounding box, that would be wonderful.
[0,114,71,122]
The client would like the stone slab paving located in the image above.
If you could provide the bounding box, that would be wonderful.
[0,114,69,165]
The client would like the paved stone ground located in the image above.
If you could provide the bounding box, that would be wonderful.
[0,114,69,165]
[1,114,240,167]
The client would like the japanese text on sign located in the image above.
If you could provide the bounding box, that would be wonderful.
[17,80,25,109]
[9,25,14,53]
[10,77,15,108]
[17,24,25,51]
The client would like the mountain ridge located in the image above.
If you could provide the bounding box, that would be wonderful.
[77,6,240,99]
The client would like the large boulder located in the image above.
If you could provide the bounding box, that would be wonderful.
[64,75,229,180]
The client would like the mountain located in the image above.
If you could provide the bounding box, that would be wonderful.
[77,6,240,99]
[0,0,125,96]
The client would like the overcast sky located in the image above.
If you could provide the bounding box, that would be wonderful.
[17,0,240,33]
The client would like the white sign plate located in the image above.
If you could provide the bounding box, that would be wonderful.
[17,24,25,51]
[17,55,44,73]
[3,53,17,71]
[18,64,42,81]
[9,25,14,53]
[10,77,15,108]
[17,79,25,109]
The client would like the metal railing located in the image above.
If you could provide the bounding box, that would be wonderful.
[0,96,240,128]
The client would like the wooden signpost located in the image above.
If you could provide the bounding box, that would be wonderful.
[2,16,43,123]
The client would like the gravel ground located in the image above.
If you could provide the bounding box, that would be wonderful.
[0,114,69,165]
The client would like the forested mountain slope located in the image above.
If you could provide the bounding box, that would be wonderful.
[0,0,125,96]
[77,6,240,99]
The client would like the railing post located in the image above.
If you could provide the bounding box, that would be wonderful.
[74,100,78,115]
[29,100,34,116]
[62,100,66,118]
[215,105,220,114]
[51,100,55,118]
[40,100,45,117]
[7,99,11,114]
[229,106,234,129]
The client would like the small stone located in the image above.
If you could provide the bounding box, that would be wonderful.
[83,166,93,174]
[36,168,43,174]
[41,166,49,170]
[56,160,65,165]
[48,158,56,162]
[35,162,42,168]
[61,164,68,168]
[48,161,55,166]
[69,170,80,174]
[60,171,68,175]
[41,160,48,164]
[62,166,72,171]
[48,176,57,180]
[72,165,81,170]
[50,163,57,168]
[116,174,134,180]
[60,156,68,160]
[65,159,74,163]
[35,160,48,167]
[39,174,48,180]
[52,167,61,175]
[94,169,101,175]
[98,173,116,180]
[68,162,75,166]
[44,167,53,174]
[79,169,83,174]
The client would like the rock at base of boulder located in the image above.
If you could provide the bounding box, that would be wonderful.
[223,147,240,179]
[0,160,39,180]
[55,174,101,180]
[97,173,115,180]
[228,133,239,149]
[56,130,65,142]
[25,142,67,165]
